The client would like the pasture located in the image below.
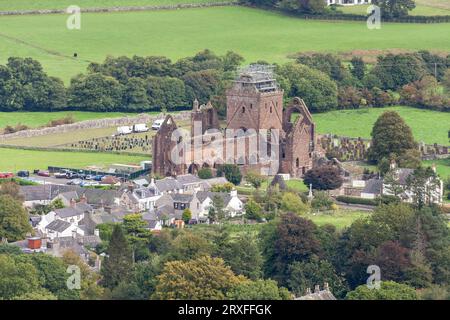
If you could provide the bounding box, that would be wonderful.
[0,147,148,171]
[339,1,450,16]
[0,0,227,11]
[313,106,450,145]
[1,7,450,82]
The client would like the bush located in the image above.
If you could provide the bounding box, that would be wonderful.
[336,196,378,206]
[198,168,213,179]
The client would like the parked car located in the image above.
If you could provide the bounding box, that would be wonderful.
[67,179,82,185]
[151,119,164,130]
[0,172,14,179]
[54,172,67,179]
[17,171,29,177]
[81,181,99,187]
[66,172,79,179]
[85,175,94,180]
[37,170,50,177]
[93,175,104,181]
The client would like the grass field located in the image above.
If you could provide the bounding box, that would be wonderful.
[1,7,450,82]
[303,210,369,230]
[423,158,450,179]
[339,3,450,16]
[0,0,228,11]
[0,147,148,171]
[313,106,450,145]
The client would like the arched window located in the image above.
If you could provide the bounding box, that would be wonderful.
[242,106,246,113]
[270,106,273,113]
[296,158,300,168]
[267,129,272,157]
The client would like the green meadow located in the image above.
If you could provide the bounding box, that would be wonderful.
[0,147,148,171]
[1,7,450,82]
[0,0,227,11]
[313,106,450,145]
[339,2,450,16]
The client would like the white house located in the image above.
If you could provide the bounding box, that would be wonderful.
[196,190,244,219]
[326,0,372,6]
[44,220,85,240]
[382,164,444,205]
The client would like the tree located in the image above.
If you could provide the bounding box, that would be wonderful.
[208,195,226,222]
[288,258,348,298]
[443,68,450,93]
[122,214,152,262]
[406,167,441,209]
[216,232,264,280]
[350,57,366,80]
[121,77,149,111]
[152,255,246,300]
[277,63,338,112]
[0,180,23,201]
[262,213,321,283]
[217,164,242,185]
[61,250,104,300]
[373,241,412,283]
[169,232,213,261]
[0,194,32,242]
[245,171,265,189]
[370,53,426,90]
[368,111,417,163]
[0,254,40,300]
[277,0,326,15]
[198,167,213,179]
[346,281,417,300]
[227,279,291,300]
[211,182,235,193]
[68,73,124,111]
[183,69,222,104]
[182,208,192,224]
[101,225,133,289]
[280,192,309,215]
[372,0,416,18]
[244,199,263,221]
[303,165,343,191]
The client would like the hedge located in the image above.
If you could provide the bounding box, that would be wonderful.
[336,195,378,206]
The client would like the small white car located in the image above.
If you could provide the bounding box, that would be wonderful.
[151,119,165,130]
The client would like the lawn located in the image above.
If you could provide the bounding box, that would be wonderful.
[1,7,450,82]
[313,106,450,145]
[302,210,369,230]
[0,0,227,11]
[423,158,450,179]
[0,147,149,171]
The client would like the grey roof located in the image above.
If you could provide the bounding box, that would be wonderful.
[54,206,89,219]
[155,177,182,193]
[196,191,231,206]
[20,185,82,201]
[203,177,228,187]
[133,188,157,199]
[46,219,72,233]
[59,191,79,201]
[362,179,383,195]
[80,189,120,206]
[171,193,193,203]
[29,215,42,227]
[176,174,202,186]
[397,168,414,185]
[147,220,159,229]
[133,177,150,187]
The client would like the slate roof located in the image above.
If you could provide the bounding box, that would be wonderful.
[171,193,194,203]
[176,174,202,186]
[202,177,228,187]
[397,168,415,185]
[362,179,383,195]
[46,219,72,233]
[196,191,232,205]
[20,185,82,201]
[53,204,92,219]
[155,177,182,193]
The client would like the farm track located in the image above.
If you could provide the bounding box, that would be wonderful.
[0,31,93,63]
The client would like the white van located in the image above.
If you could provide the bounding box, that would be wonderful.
[151,119,165,130]
[133,123,149,133]
[117,126,133,135]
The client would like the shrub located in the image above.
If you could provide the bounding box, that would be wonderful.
[198,168,213,179]
[336,196,378,206]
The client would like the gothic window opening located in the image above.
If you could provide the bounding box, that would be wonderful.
[296,158,300,168]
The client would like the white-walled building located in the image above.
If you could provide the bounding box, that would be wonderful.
[326,0,372,6]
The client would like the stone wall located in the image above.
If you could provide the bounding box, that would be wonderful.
[319,134,450,161]
[0,111,190,142]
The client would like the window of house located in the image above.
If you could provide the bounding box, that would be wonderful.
[242,106,245,113]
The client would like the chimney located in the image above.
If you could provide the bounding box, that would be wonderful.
[94,229,100,237]
[431,163,437,173]
[324,282,329,291]
[230,189,237,198]
[72,230,77,239]
[306,288,311,295]
[70,198,77,208]
[389,159,397,171]
[79,195,87,204]
[314,285,320,293]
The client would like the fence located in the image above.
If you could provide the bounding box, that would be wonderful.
[47,166,150,180]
